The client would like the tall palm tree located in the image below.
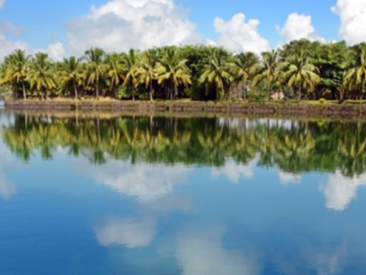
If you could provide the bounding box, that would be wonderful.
[1,49,30,99]
[282,51,320,100]
[138,49,158,101]
[27,52,57,100]
[253,49,280,100]
[122,49,140,101]
[198,48,232,100]
[156,47,191,100]
[105,53,124,99]
[84,48,106,99]
[227,51,260,99]
[344,43,366,101]
[59,56,83,100]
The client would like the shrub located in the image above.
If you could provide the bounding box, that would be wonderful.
[319,98,326,104]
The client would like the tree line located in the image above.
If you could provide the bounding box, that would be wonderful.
[2,114,366,177]
[0,39,366,102]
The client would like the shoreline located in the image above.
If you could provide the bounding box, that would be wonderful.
[4,99,366,117]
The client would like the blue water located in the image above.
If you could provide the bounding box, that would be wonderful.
[0,112,365,275]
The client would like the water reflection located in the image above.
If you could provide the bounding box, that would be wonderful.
[1,112,366,274]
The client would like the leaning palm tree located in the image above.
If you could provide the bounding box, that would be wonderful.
[138,49,158,101]
[84,48,106,99]
[344,43,366,101]
[281,51,320,100]
[1,49,30,99]
[156,47,192,100]
[252,49,280,100]
[122,49,140,101]
[27,52,57,100]
[198,48,232,100]
[59,56,83,100]
[227,51,260,99]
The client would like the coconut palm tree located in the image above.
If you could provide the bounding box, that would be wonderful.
[227,51,260,99]
[84,48,106,99]
[138,49,158,101]
[156,47,192,100]
[253,50,280,100]
[344,43,366,101]
[27,52,57,100]
[282,51,320,100]
[105,53,124,99]
[198,48,232,100]
[122,49,140,101]
[59,56,83,100]
[1,49,30,99]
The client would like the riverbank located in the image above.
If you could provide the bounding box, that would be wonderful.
[4,98,366,117]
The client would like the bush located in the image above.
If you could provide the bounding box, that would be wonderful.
[319,98,326,104]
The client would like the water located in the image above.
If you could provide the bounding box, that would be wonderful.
[0,111,366,275]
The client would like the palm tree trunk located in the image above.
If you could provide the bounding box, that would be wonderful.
[74,82,78,100]
[173,84,177,101]
[149,81,154,102]
[132,87,135,101]
[95,83,99,99]
[298,86,302,101]
[22,80,26,100]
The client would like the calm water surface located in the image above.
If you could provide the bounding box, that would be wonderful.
[0,110,366,275]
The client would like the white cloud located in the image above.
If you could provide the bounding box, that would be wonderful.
[0,0,4,9]
[278,171,301,185]
[0,34,27,61]
[77,158,189,202]
[176,228,259,275]
[35,42,66,61]
[214,13,270,54]
[65,0,202,54]
[278,13,324,43]
[212,158,256,184]
[320,171,366,211]
[0,173,16,199]
[332,0,366,45]
[95,217,156,248]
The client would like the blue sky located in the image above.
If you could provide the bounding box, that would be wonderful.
[0,0,365,59]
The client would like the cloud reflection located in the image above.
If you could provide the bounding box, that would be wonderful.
[95,217,156,248]
[77,158,189,202]
[176,228,259,275]
[212,159,255,184]
[278,171,302,185]
[321,171,366,211]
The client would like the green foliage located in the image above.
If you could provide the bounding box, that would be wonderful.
[319,98,326,104]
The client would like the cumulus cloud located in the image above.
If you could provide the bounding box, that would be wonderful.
[176,228,259,275]
[277,13,324,43]
[320,171,366,211]
[212,158,256,184]
[0,173,16,199]
[214,13,270,54]
[65,0,202,54]
[332,0,366,45]
[77,158,189,202]
[0,34,27,61]
[95,217,156,248]
[0,0,4,9]
[35,42,66,61]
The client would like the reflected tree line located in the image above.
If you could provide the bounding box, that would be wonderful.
[1,114,366,177]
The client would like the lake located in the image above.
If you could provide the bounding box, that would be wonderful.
[0,110,365,275]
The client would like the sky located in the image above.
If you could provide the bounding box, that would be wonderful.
[0,0,365,60]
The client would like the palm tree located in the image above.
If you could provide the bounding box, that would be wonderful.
[84,48,106,99]
[282,51,320,100]
[27,52,57,100]
[105,53,124,99]
[156,47,192,100]
[138,49,158,101]
[227,51,260,99]
[122,49,140,101]
[1,49,30,99]
[198,48,232,100]
[253,50,280,100]
[344,43,366,101]
[59,56,83,100]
